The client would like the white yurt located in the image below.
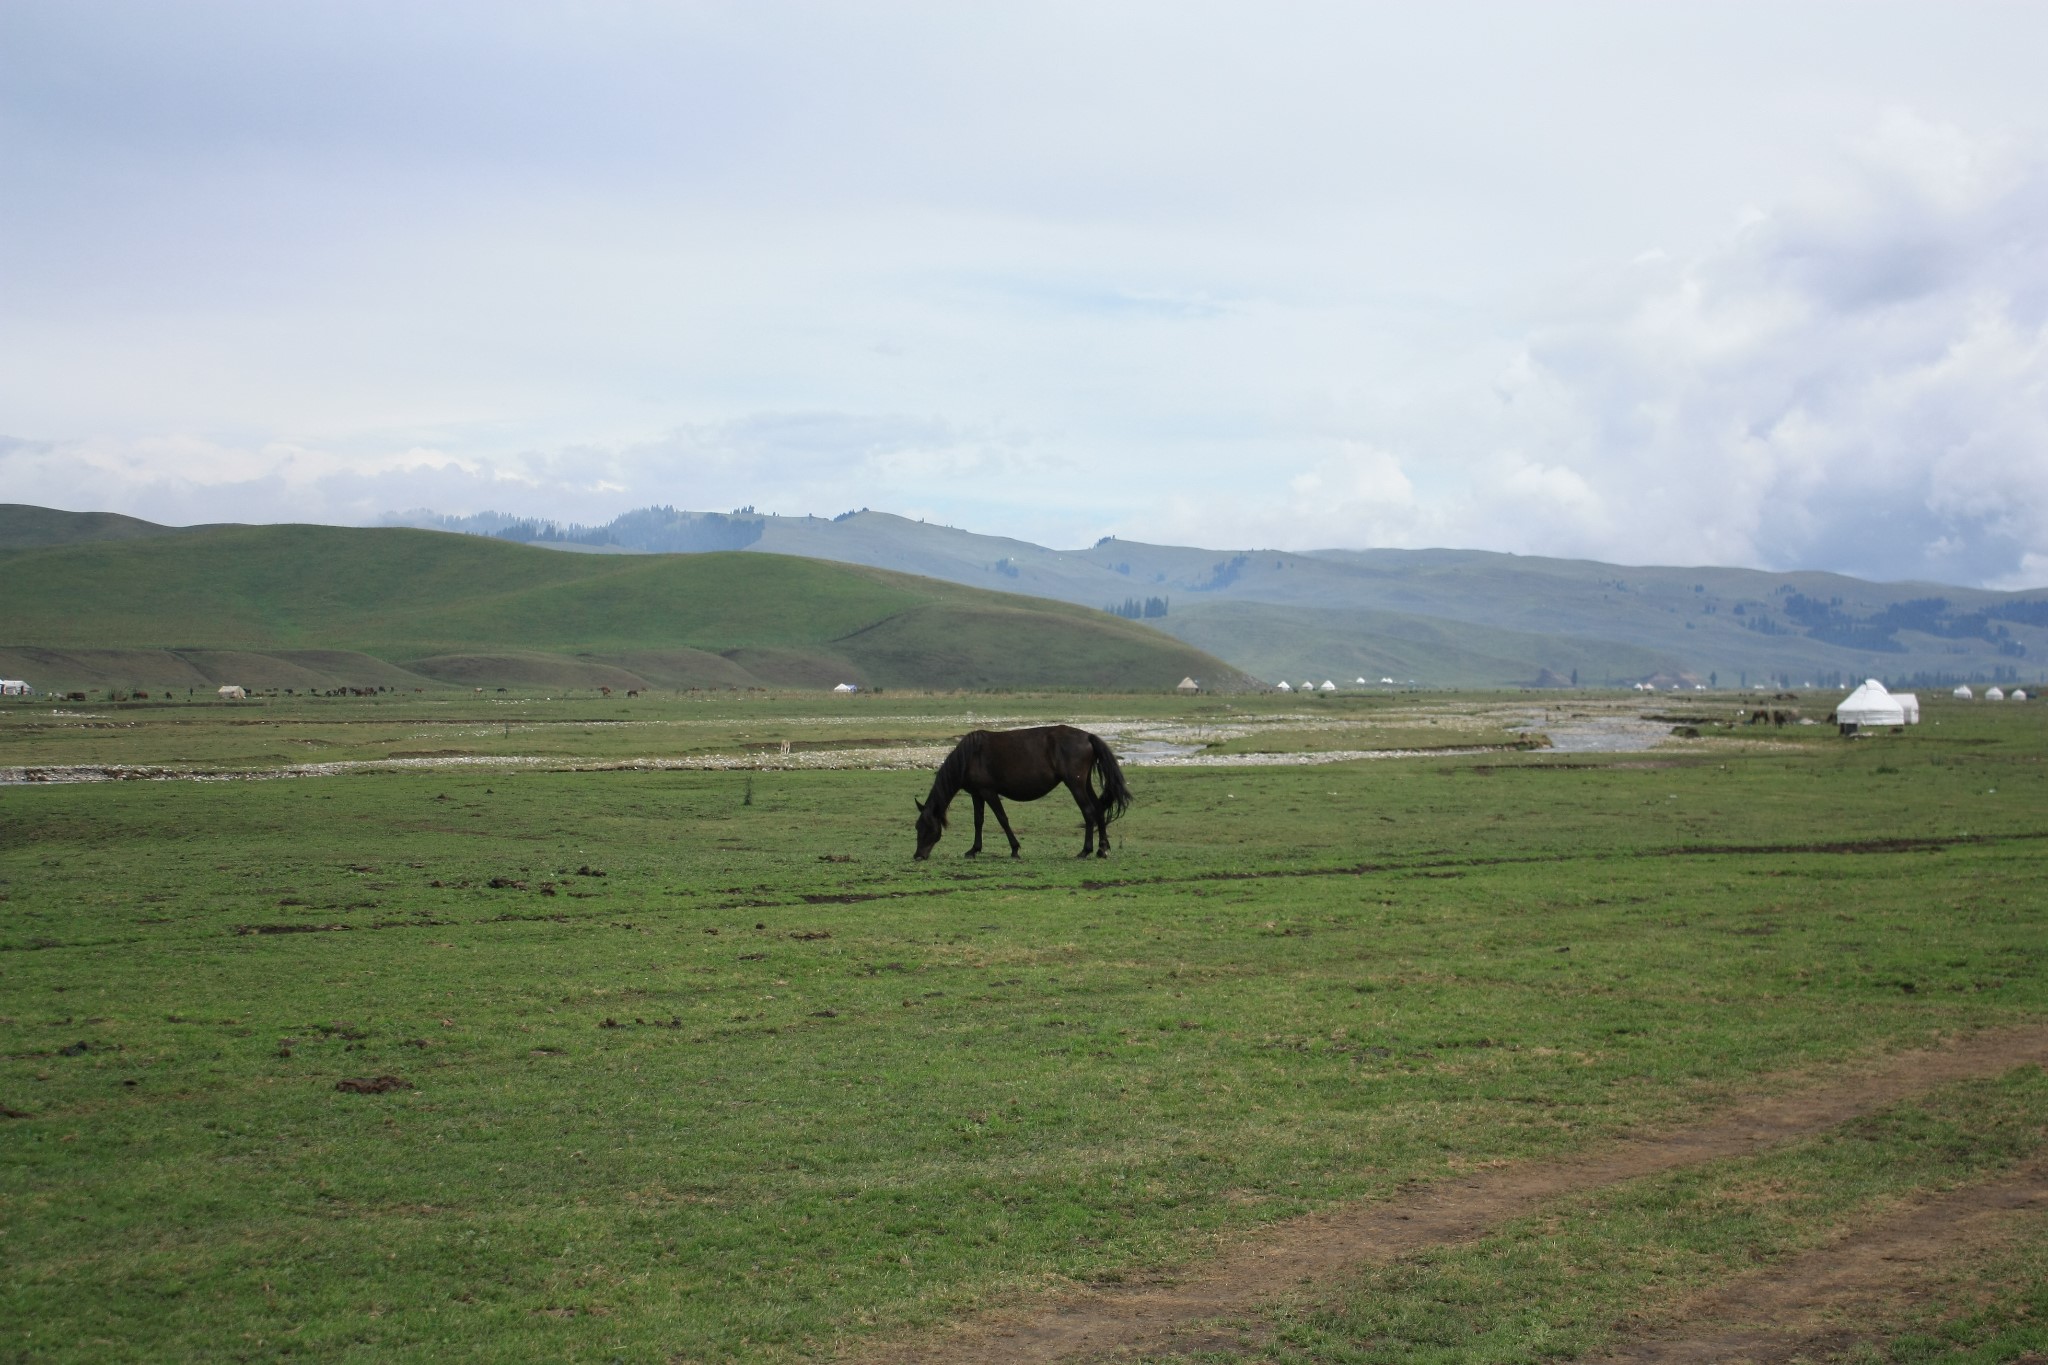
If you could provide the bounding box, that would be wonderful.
[1896,693,1920,723]
[1954,684,1974,699]
[217,684,247,700]
[1275,681,1292,692]
[1319,680,1337,691]
[1836,679,1905,729]
[832,682,859,693]
[1175,677,1200,694]
[2013,689,2029,702]
[1986,686,2006,701]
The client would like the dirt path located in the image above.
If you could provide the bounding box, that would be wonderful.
[1590,1159,2048,1363]
[854,1024,2048,1364]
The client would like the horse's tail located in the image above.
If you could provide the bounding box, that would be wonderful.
[1088,732,1133,824]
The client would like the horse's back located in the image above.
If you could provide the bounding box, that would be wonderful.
[960,724,1096,799]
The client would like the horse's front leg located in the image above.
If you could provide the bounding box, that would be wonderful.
[965,794,986,856]
[987,795,1022,857]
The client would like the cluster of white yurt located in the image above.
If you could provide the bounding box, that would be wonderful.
[1953,684,2034,700]
[1274,676,1405,692]
[1836,679,1919,732]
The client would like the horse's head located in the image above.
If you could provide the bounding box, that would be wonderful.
[912,795,945,860]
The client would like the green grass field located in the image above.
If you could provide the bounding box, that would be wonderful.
[2,692,2044,1361]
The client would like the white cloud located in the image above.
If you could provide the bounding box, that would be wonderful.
[1106,113,2048,587]
[1448,112,2048,584]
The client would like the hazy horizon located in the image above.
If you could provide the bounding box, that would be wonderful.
[15,495,2046,594]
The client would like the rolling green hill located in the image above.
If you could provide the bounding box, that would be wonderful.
[18,502,2048,688]
[0,504,207,551]
[0,521,1256,693]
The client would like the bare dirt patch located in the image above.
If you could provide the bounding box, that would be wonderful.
[852,1025,2048,1365]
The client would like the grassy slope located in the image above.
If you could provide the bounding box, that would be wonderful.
[1158,599,1681,687]
[0,695,2043,1360]
[1090,542,2048,684]
[0,524,1252,692]
[0,503,201,551]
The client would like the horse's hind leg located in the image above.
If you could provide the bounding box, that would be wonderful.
[1067,779,1101,857]
[987,796,1022,857]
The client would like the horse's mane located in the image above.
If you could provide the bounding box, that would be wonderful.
[923,731,985,829]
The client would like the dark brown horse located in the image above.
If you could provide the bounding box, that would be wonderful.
[913,725,1132,859]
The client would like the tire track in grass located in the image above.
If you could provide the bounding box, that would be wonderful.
[851,1024,2048,1365]
[1591,1159,2048,1364]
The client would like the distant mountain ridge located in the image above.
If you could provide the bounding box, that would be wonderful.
[379,503,2048,689]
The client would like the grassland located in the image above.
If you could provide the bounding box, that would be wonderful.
[0,523,1252,694]
[2,691,2044,1362]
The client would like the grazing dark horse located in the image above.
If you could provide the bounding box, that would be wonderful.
[913,725,1132,859]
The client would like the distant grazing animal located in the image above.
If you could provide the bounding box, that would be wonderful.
[914,725,1132,860]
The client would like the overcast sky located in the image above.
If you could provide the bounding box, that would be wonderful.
[4,2,2046,587]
